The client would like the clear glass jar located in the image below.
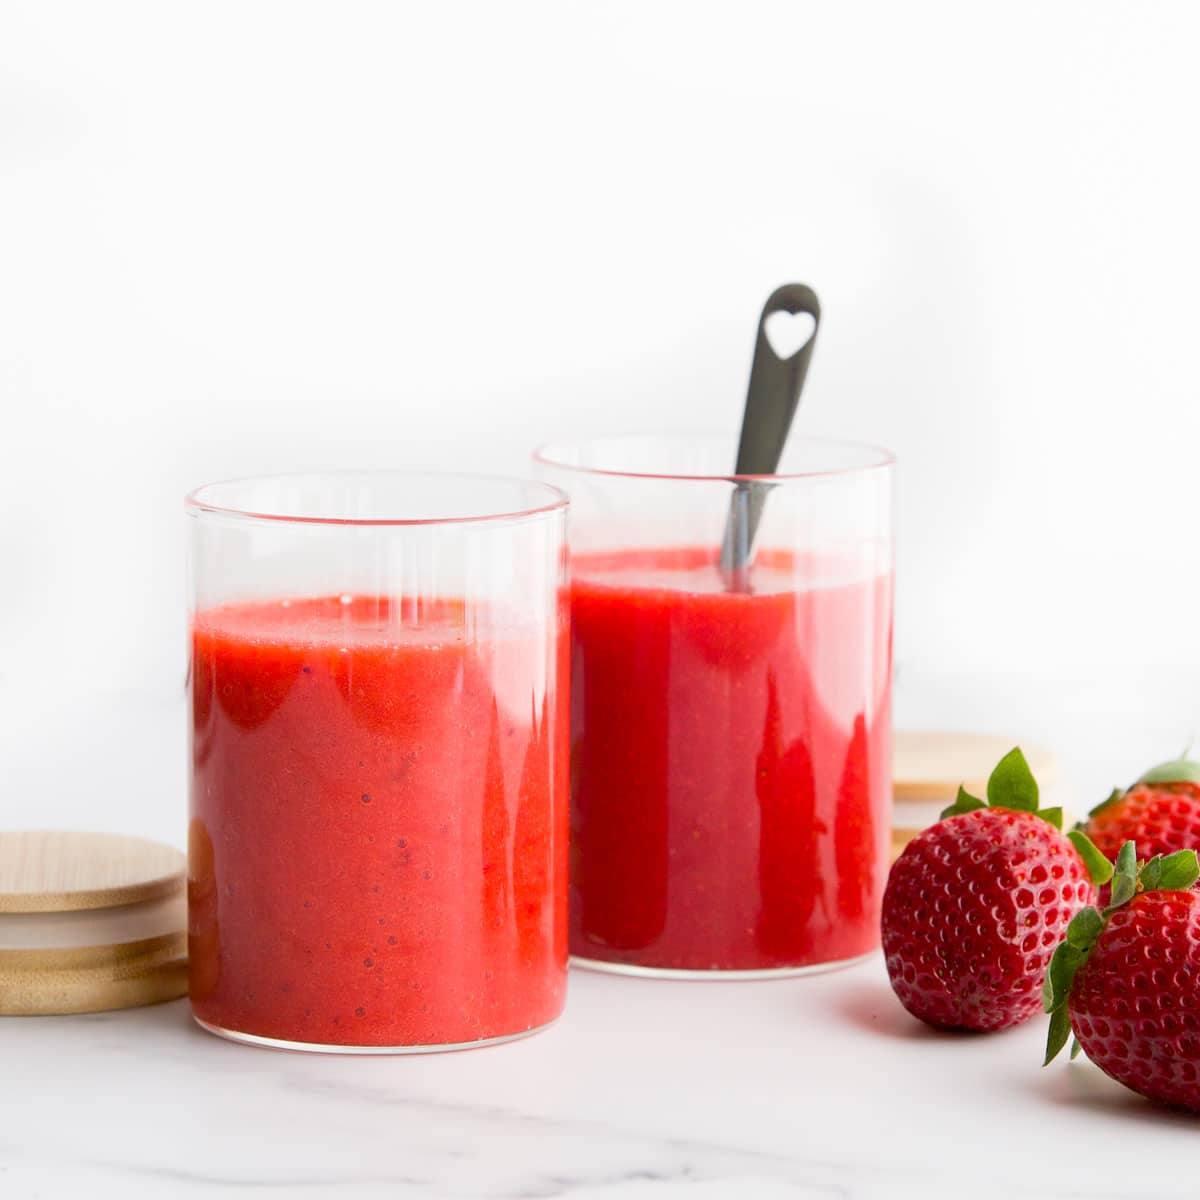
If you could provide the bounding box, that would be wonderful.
[535,435,894,978]
[186,472,569,1050]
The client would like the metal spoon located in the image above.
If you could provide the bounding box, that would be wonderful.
[718,283,821,590]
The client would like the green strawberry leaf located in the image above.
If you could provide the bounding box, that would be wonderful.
[1087,787,1126,818]
[1065,905,1104,951]
[1043,913,1105,1068]
[1108,840,1138,909]
[1066,830,1115,885]
[939,784,987,821]
[1138,758,1200,786]
[941,748,1062,829]
[1043,940,1085,1012]
[1039,838,1193,1074]
[987,747,1039,812]
[1156,849,1200,891]
[1070,1037,1083,1060]
[1044,1003,1072,1065]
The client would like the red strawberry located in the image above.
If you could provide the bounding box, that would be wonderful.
[1043,841,1200,1111]
[1083,757,1200,862]
[882,748,1099,1032]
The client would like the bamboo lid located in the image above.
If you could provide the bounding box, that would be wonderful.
[0,831,187,1016]
[894,731,1058,802]
[891,732,1061,861]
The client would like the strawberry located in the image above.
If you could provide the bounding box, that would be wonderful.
[1082,757,1200,863]
[882,748,1100,1032]
[1043,840,1200,1111]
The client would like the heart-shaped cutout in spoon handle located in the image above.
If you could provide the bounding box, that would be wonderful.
[719,283,821,585]
[763,308,818,361]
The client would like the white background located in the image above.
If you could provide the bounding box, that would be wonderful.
[3,1,1200,834]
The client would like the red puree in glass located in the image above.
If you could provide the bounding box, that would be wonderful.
[569,547,892,972]
[189,595,568,1048]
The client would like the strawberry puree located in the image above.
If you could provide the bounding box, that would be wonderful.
[569,548,892,972]
[189,595,568,1047]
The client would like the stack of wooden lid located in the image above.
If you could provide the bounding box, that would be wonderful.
[892,732,1060,860]
[0,831,187,1015]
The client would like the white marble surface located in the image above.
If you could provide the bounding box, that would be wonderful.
[2,671,1200,1198]
[2,959,1197,1199]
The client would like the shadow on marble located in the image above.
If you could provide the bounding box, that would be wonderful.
[833,981,956,1040]
[0,996,191,1036]
[1032,1058,1200,1127]
[831,981,1049,1049]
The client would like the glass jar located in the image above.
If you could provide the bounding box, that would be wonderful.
[186,472,569,1050]
[535,435,894,978]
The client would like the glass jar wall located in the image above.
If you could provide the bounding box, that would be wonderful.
[186,472,569,1049]
[536,436,893,978]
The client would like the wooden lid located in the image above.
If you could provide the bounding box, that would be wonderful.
[0,832,187,1015]
[0,831,185,913]
[894,731,1058,802]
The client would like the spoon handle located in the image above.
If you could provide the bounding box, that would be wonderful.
[719,283,821,583]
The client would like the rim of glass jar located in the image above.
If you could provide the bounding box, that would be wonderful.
[532,432,895,483]
[185,470,569,528]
